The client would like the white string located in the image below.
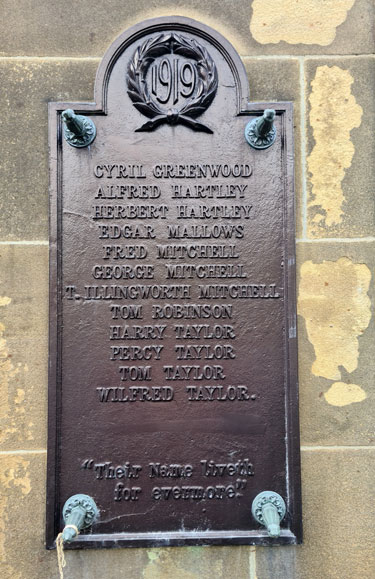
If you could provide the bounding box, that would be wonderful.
[55,526,79,578]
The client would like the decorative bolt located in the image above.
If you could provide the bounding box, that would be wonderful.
[251,491,286,538]
[245,109,277,150]
[61,109,96,148]
[61,494,99,543]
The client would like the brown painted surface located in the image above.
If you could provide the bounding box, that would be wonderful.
[47,17,301,548]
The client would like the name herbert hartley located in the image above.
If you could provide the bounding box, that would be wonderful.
[96,384,251,403]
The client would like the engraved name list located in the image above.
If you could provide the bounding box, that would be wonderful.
[65,162,280,410]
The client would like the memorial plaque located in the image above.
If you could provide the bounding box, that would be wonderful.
[47,16,302,548]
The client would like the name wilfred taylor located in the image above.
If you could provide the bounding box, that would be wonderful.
[96,384,252,402]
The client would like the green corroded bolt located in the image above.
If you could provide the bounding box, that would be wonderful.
[62,504,86,542]
[251,491,286,538]
[61,109,96,148]
[244,109,277,150]
[254,109,275,138]
[62,109,86,137]
[61,494,99,543]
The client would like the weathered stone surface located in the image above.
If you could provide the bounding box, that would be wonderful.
[0,1,254,58]
[0,450,253,579]
[249,0,374,55]
[0,453,56,579]
[297,242,375,445]
[243,58,300,108]
[250,0,358,47]
[66,545,252,579]
[0,0,373,57]
[299,257,371,380]
[3,447,375,578]
[0,245,48,449]
[244,58,302,237]
[0,60,98,241]
[305,57,375,238]
[0,452,153,579]
[256,449,375,579]
[323,382,367,407]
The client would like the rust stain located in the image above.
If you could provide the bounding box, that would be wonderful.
[307,66,362,231]
[250,0,355,45]
[299,258,371,381]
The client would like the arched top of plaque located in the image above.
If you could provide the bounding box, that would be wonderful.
[94,16,250,117]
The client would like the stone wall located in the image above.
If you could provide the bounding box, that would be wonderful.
[0,1,374,578]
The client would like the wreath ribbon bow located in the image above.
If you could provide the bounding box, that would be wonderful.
[135,109,214,133]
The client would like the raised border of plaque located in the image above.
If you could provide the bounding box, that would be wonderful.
[47,16,302,549]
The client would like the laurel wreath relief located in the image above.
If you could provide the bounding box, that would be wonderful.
[127,33,218,133]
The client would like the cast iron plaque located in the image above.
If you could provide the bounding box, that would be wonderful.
[47,16,302,548]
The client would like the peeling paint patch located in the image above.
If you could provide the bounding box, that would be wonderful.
[307,66,362,231]
[144,549,197,579]
[14,388,25,405]
[0,456,30,579]
[299,258,371,380]
[0,298,20,429]
[0,456,31,495]
[0,297,32,444]
[144,547,224,579]
[250,0,355,45]
[324,382,367,406]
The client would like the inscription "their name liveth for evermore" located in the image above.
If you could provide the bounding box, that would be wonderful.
[65,162,282,404]
[80,457,254,502]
